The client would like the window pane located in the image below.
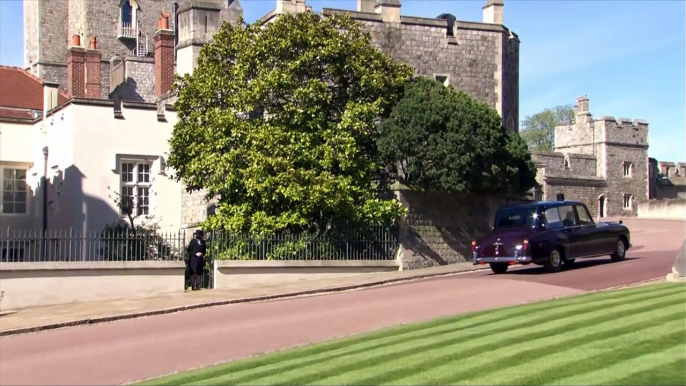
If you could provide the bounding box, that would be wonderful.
[14,202,26,214]
[2,169,11,179]
[543,207,562,229]
[3,191,13,203]
[15,169,27,180]
[121,163,134,183]
[2,202,14,214]
[559,205,577,226]
[16,180,27,192]
[576,205,593,225]
[13,192,27,203]
[3,180,14,191]
[138,163,151,183]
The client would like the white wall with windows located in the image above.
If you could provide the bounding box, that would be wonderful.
[0,121,40,231]
[64,102,183,233]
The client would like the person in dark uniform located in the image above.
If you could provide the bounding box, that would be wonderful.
[187,229,207,291]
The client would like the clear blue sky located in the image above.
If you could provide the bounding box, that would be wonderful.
[1,0,683,162]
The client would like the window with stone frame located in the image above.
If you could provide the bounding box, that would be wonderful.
[118,0,138,39]
[119,160,152,217]
[1,168,28,215]
[623,162,633,177]
[623,194,633,210]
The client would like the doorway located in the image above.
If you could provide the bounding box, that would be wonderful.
[598,195,606,218]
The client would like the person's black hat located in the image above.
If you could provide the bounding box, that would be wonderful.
[194,229,204,236]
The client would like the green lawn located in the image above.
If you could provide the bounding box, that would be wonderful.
[138,282,686,386]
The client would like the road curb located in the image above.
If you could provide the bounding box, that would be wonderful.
[0,266,488,337]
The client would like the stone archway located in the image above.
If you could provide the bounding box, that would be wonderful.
[598,195,606,218]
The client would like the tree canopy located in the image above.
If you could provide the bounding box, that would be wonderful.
[377,76,537,195]
[167,12,414,234]
[520,104,575,151]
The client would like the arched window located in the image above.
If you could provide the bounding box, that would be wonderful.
[122,0,133,24]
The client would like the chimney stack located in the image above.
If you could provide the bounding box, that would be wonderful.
[482,0,504,24]
[67,35,87,98]
[85,36,102,98]
[375,0,401,23]
[176,2,221,76]
[276,0,307,14]
[357,0,375,13]
[154,13,175,97]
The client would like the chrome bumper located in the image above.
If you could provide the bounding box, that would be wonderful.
[473,255,533,265]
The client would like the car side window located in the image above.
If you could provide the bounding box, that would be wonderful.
[558,205,577,227]
[576,205,594,226]
[544,207,563,229]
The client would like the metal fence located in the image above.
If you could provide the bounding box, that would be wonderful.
[1,224,400,263]
[0,229,188,262]
[210,224,400,261]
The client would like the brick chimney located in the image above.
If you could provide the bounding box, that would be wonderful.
[154,13,175,97]
[67,35,86,98]
[85,36,102,98]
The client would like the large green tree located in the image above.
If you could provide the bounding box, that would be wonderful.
[378,76,537,195]
[520,104,575,151]
[167,12,414,234]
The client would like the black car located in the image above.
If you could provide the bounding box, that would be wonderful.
[472,199,632,274]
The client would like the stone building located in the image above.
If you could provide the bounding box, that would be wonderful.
[15,0,521,236]
[532,96,650,218]
[649,158,686,200]
[24,0,520,131]
[23,0,243,101]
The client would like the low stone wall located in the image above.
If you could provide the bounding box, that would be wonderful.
[213,260,400,289]
[638,199,686,220]
[0,261,185,311]
[394,188,534,270]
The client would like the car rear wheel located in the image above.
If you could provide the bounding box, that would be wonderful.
[544,248,564,272]
[490,263,509,274]
[611,238,627,262]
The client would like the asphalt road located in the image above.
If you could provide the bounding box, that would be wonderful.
[1,219,683,386]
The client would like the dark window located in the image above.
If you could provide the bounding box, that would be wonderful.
[575,205,594,225]
[121,0,133,24]
[494,207,539,229]
[558,205,577,227]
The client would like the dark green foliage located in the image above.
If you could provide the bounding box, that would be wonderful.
[167,12,414,235]
[378,77,538,195]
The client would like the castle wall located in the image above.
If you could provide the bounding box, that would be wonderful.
[321,9,519,132]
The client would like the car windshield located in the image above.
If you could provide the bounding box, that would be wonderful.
[494,207,539,229]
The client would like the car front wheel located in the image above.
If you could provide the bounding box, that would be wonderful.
[544,248,564,272]
[611,238,627,262]
[490,263,509,274]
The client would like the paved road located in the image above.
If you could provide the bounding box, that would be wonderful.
[1,219,682,386]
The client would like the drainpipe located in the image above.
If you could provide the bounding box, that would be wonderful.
[42,146,48,260]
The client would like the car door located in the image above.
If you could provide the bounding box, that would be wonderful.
[557,204,584,258]
[573,204,600,256]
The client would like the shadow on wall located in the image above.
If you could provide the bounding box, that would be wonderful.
[2,165,119,261]
[53,165,120,233]
[397,190,533,270]
[109,77,145,103]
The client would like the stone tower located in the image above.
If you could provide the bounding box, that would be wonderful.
[23,0,242,99]
[552,96,649,216]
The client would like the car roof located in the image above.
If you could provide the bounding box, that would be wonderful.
[497,200,585,211]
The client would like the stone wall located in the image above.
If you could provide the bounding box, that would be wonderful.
[322,9,519,132]
[638,199,686,220]
[24,0,241,97]
[394,188,533,270]
[109,57,156,102]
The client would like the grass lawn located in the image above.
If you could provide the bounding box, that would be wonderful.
[138,282,686,386]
